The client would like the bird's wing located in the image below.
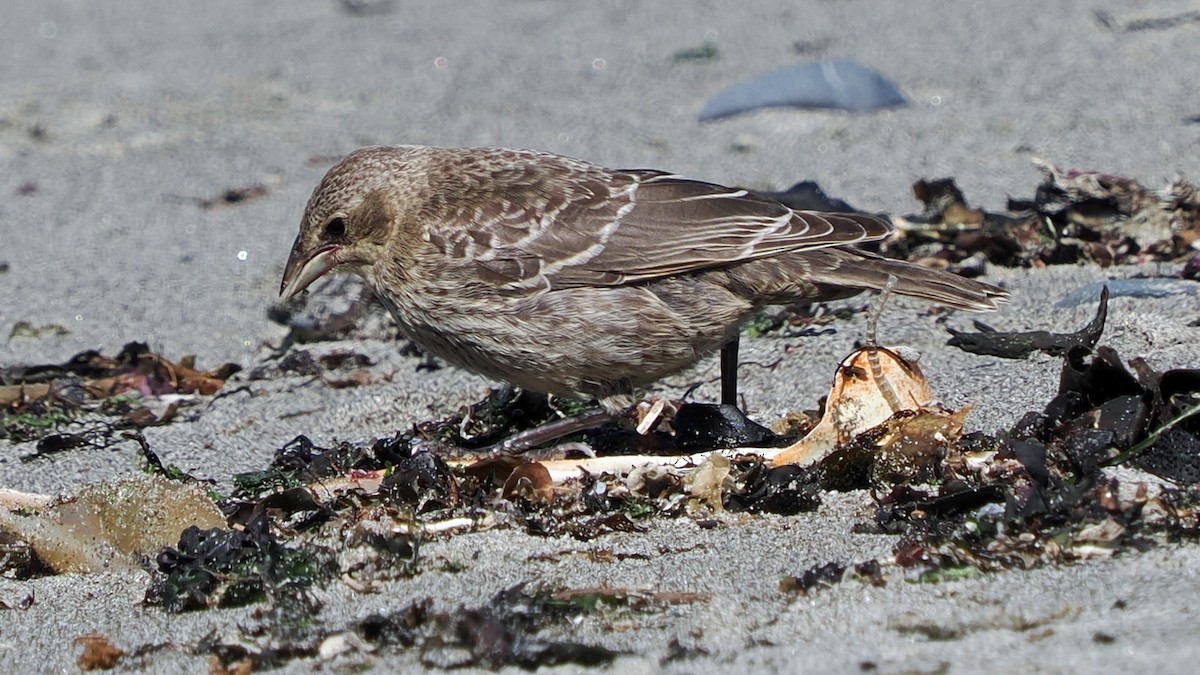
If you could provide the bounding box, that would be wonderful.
[548,170,894,287]
[424,155,893,290]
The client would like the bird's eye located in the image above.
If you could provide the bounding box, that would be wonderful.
[323,217,347,239]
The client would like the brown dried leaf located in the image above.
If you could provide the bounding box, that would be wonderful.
[502,462,555,502]
[74,635,124,671]
[325,369,372,389]
[122,406,159,427]
[208,656,254,675]
[0,383,50,407]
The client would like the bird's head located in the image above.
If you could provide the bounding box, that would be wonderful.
[279,146,426,300]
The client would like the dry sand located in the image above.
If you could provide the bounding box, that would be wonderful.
[2,1,1199,672]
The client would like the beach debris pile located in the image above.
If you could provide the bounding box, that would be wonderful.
[885,161,1200,272]
[0,342,239,451]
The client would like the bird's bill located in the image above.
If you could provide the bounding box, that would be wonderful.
[279,243,340,300]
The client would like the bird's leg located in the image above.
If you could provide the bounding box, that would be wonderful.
[486,406,617,455]
[720,338,740,407]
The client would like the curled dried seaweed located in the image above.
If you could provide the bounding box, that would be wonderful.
[863,344,1200,580]
[1,342,238,444]
[673,403,779,450]
[947,286,1107,359]
[886,165,1200,269]
[146,516,335,612]
[726,461,821,515]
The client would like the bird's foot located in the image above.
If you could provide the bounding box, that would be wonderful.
[484,406,617,455]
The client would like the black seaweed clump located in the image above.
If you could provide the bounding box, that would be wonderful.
[146,515,335,613]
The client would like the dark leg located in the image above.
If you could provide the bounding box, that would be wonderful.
[487,407,617,455]
[720,338,739,407]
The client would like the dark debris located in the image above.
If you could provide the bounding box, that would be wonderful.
[754,180,857,213]
[882,167,1200,270]
[673,403,781,450]
[727,460,821,515]
[146,515,335,613]
[204,584,622,672]
[869,345,1200,580]
[1,342,238,445]
[947,286,1108,358]
[195,183,270,209]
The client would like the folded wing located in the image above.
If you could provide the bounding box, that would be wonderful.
[423,150,893,290]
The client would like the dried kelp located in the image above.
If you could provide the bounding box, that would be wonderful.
[146,515,335,612]
[864,345,1200,580]
[887,163,1200,269]
[947,286,1108,358]
[1,342,238,445]
[203,584,623,671]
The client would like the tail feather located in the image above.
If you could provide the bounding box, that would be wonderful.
[719,247,1008,312]
[811,248,1008,311]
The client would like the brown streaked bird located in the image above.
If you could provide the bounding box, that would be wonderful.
[281,145,1007,423]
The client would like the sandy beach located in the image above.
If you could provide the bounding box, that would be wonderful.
[2,1,1199,672]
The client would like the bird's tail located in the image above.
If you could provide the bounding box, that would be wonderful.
[810,248,1008,311]
[722,247,1008,311]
